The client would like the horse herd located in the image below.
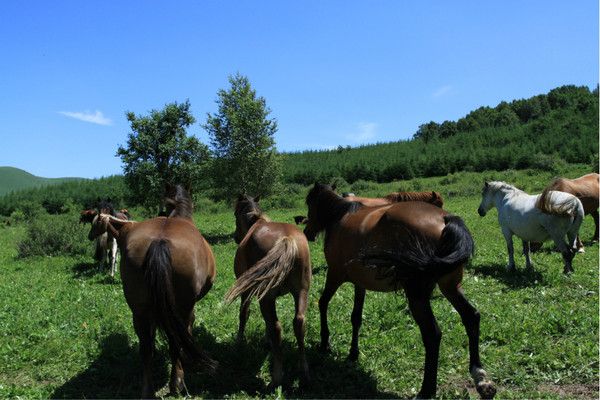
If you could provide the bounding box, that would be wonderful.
[79,173,599,399]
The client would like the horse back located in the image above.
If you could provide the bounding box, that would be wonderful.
[238,221,309,266]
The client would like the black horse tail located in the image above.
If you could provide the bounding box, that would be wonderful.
[144,239,217,372]
[225,236,298,304]
[360,215,474,284]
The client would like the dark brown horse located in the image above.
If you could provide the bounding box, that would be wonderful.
[88,185,216,397]
[343,190,444,208]
[541,173,599,249]
[225,194,312,389]
[303,183,495,399]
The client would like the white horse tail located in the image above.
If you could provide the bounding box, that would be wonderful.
[535,188,581,218]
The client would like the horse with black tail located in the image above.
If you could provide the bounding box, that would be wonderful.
[225,194,311,389]
[303,183,495,399]
[88,185,216,398]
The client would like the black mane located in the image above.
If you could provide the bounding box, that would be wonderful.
[165,185,194,219]
[306,183,362,228]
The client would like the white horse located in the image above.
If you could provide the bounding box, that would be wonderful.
[91,229,119,277]
[477,181,584,274]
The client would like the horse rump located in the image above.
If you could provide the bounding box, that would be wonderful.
[360,215,474,283]
[144,239,216,372]
[225,236,298,304]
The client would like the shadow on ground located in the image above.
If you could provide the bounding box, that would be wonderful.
[50,326,399,399]
[472,262,546,288]
[203,233,233,246]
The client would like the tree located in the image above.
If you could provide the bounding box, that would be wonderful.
[203,73,281,199]
[116,100,209,213]
[413,121,440,143]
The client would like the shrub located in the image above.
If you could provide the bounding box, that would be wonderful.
[18,213,91,258]
[350,179,376,193]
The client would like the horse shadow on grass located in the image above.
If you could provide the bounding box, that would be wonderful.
[471,262,547,288]
[203,232,234,246]
[50,332,165,399]
[51,326,397,399]
[71,262,120,285]
[187,326,397,399]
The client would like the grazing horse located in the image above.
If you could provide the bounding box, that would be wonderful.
[343,190,444,208]
[477,181,584,274]
[225,194,311,389]
[86,200,129,278]
[88,186,216,397]
[541,173,599,248]
[303,183,495,399]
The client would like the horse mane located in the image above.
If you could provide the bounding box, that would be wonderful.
[235,195,270,224]
[97,199,116,216]
[385,191,444,207]
[307,184,362,227]
[487,181,523,194]
[165,185,194,219]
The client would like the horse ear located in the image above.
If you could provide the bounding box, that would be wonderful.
[331,183,337,191]
[484,181,489,187]
[253,195,261,203]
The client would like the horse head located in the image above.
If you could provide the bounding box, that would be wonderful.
[88,213,109,241]
[233,194,262,244]
[478,182,493,216]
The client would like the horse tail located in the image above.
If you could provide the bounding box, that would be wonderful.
[360,215,474,282]
[535,188,580,217]
[144,239,216,372]
[225,236,298,304]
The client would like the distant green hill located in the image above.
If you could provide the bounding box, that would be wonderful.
[0,167,84,196]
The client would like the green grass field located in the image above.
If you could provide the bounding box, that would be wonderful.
[0,168,598,399]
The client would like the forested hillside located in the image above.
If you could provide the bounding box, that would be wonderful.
[0,167,82,196]
[282,85,598,184]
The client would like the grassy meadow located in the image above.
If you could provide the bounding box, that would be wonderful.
[0,166,598,399]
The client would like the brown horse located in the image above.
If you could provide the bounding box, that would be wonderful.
[303,183,495,399]
[344,190,444,208]
[541,173,599,248]
[225,194,311,389]
[88,185,216,397]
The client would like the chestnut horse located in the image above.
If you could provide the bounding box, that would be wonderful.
[88,186,216,397]
[303,183,495,399]
[225,194,311,388]
[541,173,599,249]
[343,190,444,208]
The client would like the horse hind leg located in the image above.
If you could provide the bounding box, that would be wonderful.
[133,312,157,399]
[438,271,496,399]
[591,209,599,242]
[406,285,441,399]
[168,309,195,396]
[348,285,366,361]
[260,298,283,390]
[522,240,533,270]
[293,288,310,386]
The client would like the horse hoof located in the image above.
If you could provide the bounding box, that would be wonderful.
[347,350,359,362]
[318,343,331,354]
[476,380,497,399]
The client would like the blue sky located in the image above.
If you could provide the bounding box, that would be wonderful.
[0,1,597,178]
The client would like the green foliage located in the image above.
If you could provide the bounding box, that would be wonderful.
[204,73,281,200]
[283,85,598,184]
[17,212,91,258]
[117,100,210,213]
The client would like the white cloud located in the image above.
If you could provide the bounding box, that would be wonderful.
[59,110,112,126]
[432,85,452,98]
[346,122,377,143]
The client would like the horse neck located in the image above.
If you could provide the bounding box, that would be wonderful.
[317,191,359,227]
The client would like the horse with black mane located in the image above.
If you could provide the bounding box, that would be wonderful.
[303,183,495,399]
[88,185,216,397]
[343,190,444,208]
[226,194,311,389]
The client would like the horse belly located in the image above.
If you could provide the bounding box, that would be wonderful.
[346,262,397,292]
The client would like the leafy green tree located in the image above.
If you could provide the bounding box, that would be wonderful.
[413,121,440,143]
[203,73,281,199]
[117,100,209,213]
